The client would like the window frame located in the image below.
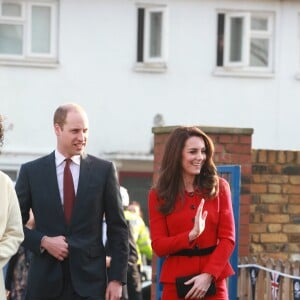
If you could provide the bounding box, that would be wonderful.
[249,13,273,72]
[216,10,274,76]
[0,1,25,59]
[0,1,25,19]
[27,2,57,58]
[0,0,58,66]
[224,12,250,68]
[135,4,168,72]
[143,6,166,64]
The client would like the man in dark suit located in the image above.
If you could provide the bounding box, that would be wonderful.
[16,103,129,300]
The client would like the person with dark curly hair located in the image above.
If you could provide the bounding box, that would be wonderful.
[148,126,235,299]
[0,115,24,299]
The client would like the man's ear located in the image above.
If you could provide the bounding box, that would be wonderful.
[54,123,62,136]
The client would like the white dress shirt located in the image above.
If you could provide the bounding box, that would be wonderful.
[55,150,80,204]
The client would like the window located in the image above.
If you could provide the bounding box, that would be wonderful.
[0,0,58,66]
[216,11,274,75]
[136,5,168,72]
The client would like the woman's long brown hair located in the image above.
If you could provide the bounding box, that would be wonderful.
[155,126,219,215]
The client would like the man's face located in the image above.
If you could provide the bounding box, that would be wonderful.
[54,109,89,157]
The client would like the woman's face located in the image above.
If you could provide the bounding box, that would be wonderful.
[181,136,207,178]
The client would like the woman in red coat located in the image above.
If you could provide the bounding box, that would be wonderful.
[148,126,235,300]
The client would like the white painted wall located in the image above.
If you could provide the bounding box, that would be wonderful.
[0,0,300,170]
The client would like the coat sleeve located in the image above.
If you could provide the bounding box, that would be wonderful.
[201,178,236,279]
[15,164,45,254]
[148,189,195,257]
[103,163,129,284]
[0,173,24,269]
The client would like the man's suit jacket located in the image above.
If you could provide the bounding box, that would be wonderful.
[16,152,129,298]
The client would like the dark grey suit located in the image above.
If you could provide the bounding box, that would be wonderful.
[16,152,129,299]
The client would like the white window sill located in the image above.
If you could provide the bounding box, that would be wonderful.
[134,62,167,73]
[0,59,59,69]
[213,68,275,79]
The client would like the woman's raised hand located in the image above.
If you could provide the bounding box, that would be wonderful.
[189,198,207,242]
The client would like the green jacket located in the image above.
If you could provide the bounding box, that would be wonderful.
[124,210,152,266]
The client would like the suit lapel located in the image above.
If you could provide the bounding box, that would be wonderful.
[43,152,65,222]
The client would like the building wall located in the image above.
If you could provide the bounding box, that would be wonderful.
[1,0,300,175]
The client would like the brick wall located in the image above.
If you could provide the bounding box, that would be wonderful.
[251,149,300,261]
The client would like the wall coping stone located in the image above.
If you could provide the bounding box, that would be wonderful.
[152,125,254,135]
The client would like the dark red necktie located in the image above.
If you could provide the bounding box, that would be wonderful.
[64,158,75,224]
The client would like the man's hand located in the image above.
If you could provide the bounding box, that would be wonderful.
[105,280,122,300]
[41,235,69,261]
[106,256,112,268]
